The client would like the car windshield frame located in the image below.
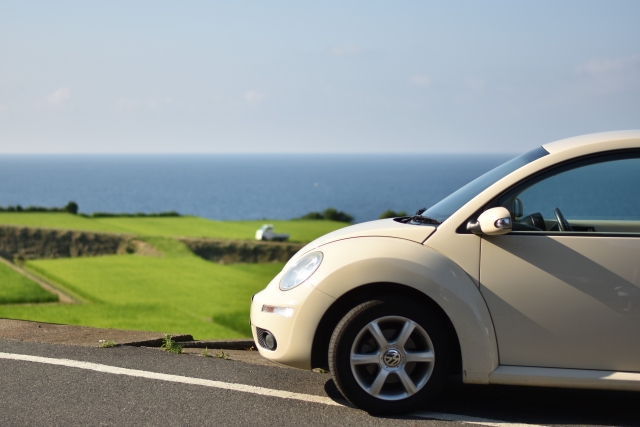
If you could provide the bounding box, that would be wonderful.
[421,146,549,223]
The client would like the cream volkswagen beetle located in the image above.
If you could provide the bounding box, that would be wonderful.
[250,130,640,414]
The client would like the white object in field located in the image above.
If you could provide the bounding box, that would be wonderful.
[255,224,290,242]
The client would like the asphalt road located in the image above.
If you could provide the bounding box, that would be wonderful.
[0,339,638,427]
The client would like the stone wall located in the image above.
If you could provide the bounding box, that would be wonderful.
[180,238,305,264]
[0,225,305,263]
[0,226,134,260]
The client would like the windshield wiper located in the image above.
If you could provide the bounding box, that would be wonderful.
[408,207,442,225]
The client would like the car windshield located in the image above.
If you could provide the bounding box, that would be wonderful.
[421,146,549,223]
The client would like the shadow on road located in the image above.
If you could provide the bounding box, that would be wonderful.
[434,377,639,426]
[325,376,640,426]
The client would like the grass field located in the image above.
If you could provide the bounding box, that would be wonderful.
[0,238,282,339]
[0,213,348,338]
[0,262,58,304]
[0,213,347,242]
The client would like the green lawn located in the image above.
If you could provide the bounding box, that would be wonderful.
[0,239,282,339]
[0,213,347,242]
[0,262,58,304]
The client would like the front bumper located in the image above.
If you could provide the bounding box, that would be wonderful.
[250,275,336,370]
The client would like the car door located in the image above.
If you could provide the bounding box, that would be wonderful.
[479,150,640,372]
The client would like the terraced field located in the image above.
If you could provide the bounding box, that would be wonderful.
[0,214,349,339]
[0,213,346,243]
[0,261,58,305]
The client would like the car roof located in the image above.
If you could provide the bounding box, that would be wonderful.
[542,130,640,155]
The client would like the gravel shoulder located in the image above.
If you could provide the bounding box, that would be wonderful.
[0,318,278,367]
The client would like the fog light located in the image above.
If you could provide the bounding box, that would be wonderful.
[264,333,276,350]
[256,327,277,351]
[261,305,294,317]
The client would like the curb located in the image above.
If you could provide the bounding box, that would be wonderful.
[122,334,194,347]
[122,336,255,350]
[178,339,255,350]
[0,318,257,350]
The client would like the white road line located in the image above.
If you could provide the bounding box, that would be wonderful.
[414,411,546,427]
[0,352,546,427]
[0,352,341,407]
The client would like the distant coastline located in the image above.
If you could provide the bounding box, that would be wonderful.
[0,154,510,223]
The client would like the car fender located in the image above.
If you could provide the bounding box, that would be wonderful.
[307,236,499,384]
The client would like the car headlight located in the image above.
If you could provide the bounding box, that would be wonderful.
[279,251,323,291]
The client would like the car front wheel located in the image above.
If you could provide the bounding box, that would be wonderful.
[328,298,452,415]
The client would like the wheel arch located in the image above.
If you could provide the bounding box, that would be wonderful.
[311,282,462,374]
[305,236,498,383]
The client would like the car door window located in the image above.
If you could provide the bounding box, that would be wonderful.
[500,153,640,234]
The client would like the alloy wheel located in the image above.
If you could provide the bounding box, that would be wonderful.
[349,315,435,400]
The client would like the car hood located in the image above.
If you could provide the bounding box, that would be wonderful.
[290,219,436,264]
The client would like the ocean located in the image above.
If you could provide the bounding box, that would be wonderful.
[0,154,512,223]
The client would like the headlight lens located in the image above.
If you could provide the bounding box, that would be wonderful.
[279,251,323,291]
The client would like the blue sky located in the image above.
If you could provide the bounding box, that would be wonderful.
[1,1,639,153]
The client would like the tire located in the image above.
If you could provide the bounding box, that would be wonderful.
[328,297,452,415]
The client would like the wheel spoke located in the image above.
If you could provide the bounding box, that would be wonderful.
[397,369,417,396]
[393,320,415,348]
[367,321,389,348]
[405,350,434,364]
[348,314,437,401]
[351,352,380,365]
[368,369,390,397]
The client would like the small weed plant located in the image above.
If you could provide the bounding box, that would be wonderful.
[99,339,116,348]
[201,347,211,357]
[214,350,230,360]
[161,334,183,354]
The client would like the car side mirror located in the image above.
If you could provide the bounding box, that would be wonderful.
[467,207,512,236]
